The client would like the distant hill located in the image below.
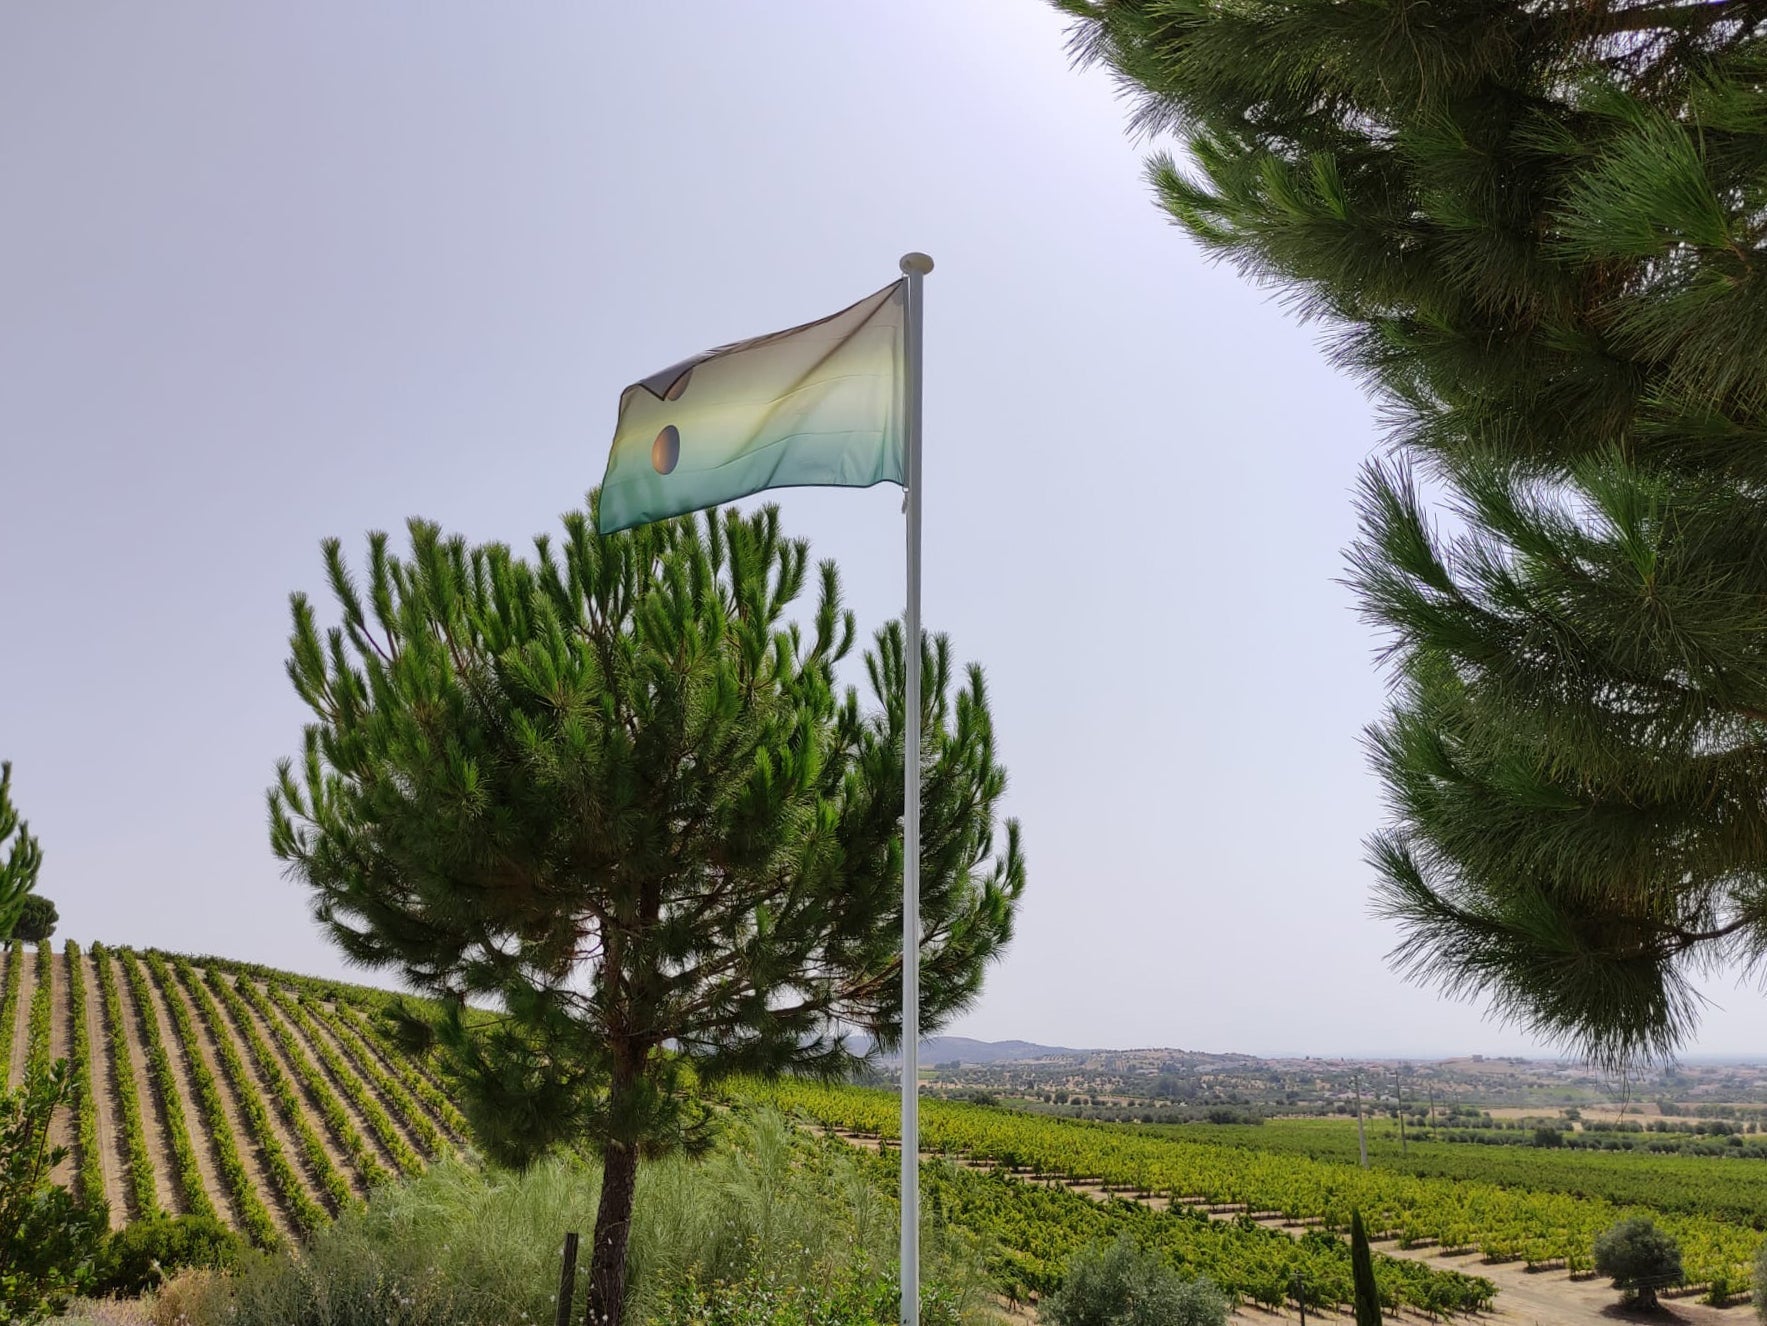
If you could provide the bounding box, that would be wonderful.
[854,1035,1083,1064]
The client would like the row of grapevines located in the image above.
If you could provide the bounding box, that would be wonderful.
[1156,1118,1767,1229]
[160,954,329,1236]
[333,1001,470,1139]
[757,1083,1762,1288]
[828,1135,1491,1314]
[0,941,23,1072]
[91,943,156,1217]
[137,951,280,1246]
[62,941,106,1212]
[228,973,391,1190]
[115,949,216,1221]
[25,942,53,1078]
[299,994,446,1157]
[200,967,356,1213]
[264,983,422,1178]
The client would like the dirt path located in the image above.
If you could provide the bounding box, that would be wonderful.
[105,954,179,1215]
[174,968,327,1230]
[8,956,33,1089]
[46,949,74,1188]
[123,957,227,1219]
[826,1130,1752,1326]
[217,974,368,1199]
[78,953,126,1227]
[255,982,407,1177]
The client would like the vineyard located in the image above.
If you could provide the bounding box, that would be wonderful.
[0,941,471,1248]
[754,1081,1767,1299]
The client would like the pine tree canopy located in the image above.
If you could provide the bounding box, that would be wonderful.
[0,764,42,941]
[1061,0,1767,1065]
[269,498,1024,1325]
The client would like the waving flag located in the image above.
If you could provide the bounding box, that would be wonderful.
[595,280,907,534]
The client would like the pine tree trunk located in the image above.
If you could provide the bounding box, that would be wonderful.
[584,1136,640,1326]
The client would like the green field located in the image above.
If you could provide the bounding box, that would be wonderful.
[755,1080,1766,1294]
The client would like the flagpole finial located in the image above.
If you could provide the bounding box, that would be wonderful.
[899,252,934,276]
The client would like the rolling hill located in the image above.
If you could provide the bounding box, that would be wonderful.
[1,940,470,1245]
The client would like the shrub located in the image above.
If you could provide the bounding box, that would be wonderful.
[1043,1237,1227,1326]
[0,1060,107,1322]
[1594,1217,1681,1311]
[1533,1127,1563,1148]
[96,1214,244,1295]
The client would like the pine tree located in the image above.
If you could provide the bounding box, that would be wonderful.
[270,499,1026,1326]
[0,765,42,941]
[1059,0,1767,1066]
[1350,1210,1382,1326]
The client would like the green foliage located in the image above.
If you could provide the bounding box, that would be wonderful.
[159,1111,989,1326]
[0,1060,107,1321]
[1350,1211,1381,1326]
[11,898,56,944]
[1059,0,1767,1069]
[95,1213,243,1296]
[268,502,1025,1322]
[1595,1217,1682,1310]
[1044,1236,1227,1326]
[24,944,52,1081]
[0,765,42,942]
[90,944,157,1219]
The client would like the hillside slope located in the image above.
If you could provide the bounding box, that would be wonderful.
[0,941,472,1245]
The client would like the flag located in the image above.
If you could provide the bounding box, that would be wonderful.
[596,280,907,534]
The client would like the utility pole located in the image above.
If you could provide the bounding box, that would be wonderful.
[1355,1072,1369,1168]
[1397,1071,1407,1155]
[1428,1085,1436,1132]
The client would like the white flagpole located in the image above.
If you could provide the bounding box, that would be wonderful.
[898,249,932,1326]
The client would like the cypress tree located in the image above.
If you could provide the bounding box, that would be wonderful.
[1351,1210,1382,1326]
[270,499,1026,1326]
[1059,0,1767,1066]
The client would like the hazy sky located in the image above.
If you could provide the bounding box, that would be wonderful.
[6,4,1762,1061]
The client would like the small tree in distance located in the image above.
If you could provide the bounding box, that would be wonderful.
[1595,1218,1681,1312]
[0,765,42,942]
[9,897,56,944]
[270,501,1026,1326]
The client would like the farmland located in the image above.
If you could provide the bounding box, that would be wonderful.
[1,940,468,1247]
[754,1080,1767,1299]
[13,937,1767,1318]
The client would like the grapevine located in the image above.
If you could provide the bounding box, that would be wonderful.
[62,941,106,1213]
[91,943,157,1218]
[115,948,216,1221]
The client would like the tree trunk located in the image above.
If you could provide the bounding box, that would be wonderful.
[584,1135,640,1326]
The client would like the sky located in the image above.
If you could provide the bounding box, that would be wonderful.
[5,3,1764,1062]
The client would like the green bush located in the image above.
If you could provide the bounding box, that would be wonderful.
[96,1214,243,1295]
[1042,1237,1227,1326]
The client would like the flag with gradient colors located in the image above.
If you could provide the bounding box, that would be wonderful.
[596,281,907,534]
